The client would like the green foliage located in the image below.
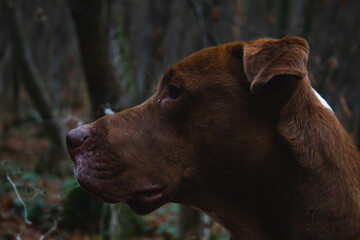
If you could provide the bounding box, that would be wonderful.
[26,196,45,224]
[62,187,108,233]
[60,178,79,196]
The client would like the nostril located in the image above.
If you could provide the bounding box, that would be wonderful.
[66,126,90,153]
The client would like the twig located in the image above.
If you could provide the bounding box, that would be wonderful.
[39,219,58,240]
[6,174,32,225]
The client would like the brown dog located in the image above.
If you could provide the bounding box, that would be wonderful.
[66,37,360,240]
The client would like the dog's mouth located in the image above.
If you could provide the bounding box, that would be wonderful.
[126,186,167,215]
[132,186,165,204]
[75,169,167,214]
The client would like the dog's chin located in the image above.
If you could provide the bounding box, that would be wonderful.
[82,186,166,215]
[126,199,164,215]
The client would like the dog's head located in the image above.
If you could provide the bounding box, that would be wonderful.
[66,37,309,214]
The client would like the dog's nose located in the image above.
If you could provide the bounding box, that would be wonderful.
[66,126,90,153]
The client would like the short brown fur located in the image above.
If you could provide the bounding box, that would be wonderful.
[67,37,360,240]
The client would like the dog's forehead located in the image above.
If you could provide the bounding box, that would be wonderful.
[177,44,229,68]
[159,44,235,88]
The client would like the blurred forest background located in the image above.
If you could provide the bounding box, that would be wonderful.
[0,0,359,239]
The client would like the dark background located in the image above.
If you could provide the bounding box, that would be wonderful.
[0,0,359,239]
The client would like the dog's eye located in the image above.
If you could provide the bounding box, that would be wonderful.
[158,84,183,104]
[168,84,182,99]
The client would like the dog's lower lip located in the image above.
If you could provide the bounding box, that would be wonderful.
[134,187,165,204]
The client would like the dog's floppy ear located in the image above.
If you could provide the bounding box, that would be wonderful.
[238,37,309,93]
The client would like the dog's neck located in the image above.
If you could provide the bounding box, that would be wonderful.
[178,79,360,240]
[179,174,293,240]
[277,78,360,239]
[177,140,295,239]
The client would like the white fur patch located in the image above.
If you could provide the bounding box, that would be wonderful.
[312,88,333,113]
[104,107,115,115]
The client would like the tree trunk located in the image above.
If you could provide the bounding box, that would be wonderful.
[277,0,291,38]
[302,0,316,39]
[135,0,173,101]
[69,1,125,238]
[69,0,123,118]
[4,0,66,174]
